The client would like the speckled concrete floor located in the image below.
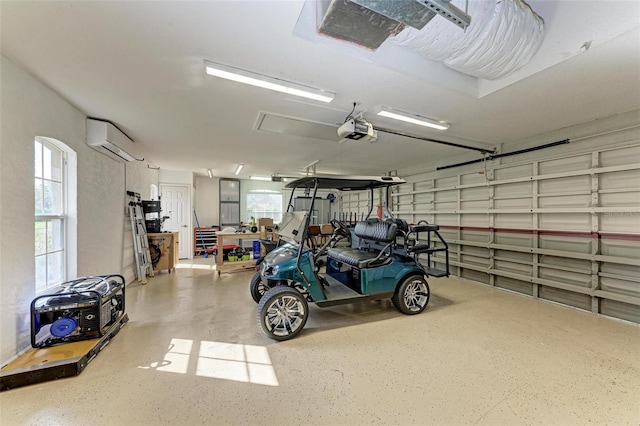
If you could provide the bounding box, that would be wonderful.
[1,259,639,425]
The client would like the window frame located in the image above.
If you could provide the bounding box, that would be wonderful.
[34,138,68,293]
[246,190,283,224]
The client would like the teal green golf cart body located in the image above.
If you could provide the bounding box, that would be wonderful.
[252,175,450,341]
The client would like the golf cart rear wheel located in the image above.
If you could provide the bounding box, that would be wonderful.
[249,272,276,303]
[258,286,308,341]
[392,275,430,315]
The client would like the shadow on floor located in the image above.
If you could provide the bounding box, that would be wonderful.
[296,291,456,338]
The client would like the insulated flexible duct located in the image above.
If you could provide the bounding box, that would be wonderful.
[392,0,544,80]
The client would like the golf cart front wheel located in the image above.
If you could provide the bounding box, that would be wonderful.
[258,286,308,341]
[249,272,277,303]
[392,275,430,315]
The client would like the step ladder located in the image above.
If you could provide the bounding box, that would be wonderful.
[127,191,154,284]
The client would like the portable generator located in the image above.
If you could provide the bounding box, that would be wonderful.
[30,274,125,348]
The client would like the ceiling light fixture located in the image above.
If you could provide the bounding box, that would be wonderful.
[234,164,244,175]
[377,107,449,131]
[207,168,213,179]
[204,60,335,103]
[250,176,271,181]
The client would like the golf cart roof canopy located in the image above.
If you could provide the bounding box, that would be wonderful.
[285,175,406,191]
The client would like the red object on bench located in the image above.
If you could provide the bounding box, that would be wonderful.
[211,244,241,252]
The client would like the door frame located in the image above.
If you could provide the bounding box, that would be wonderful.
[160,183,192,260]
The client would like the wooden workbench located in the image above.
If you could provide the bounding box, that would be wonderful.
[147,232,179,273]
[215,232,261,275]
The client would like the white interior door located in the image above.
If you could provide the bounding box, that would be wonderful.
[161,184,190,259]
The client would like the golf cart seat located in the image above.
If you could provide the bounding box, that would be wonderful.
[387,218,409,234]
[328,220,397,269]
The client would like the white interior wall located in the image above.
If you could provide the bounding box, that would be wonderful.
[159,169,193,186]
[194,176,220,228]
[0,55,156,364]
[122,162,159,283]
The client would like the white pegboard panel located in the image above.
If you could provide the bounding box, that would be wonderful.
[600,213,640,233]
[460,186,489,200]
[495,259,533,276]
[538,194,591,208]
[539,267,590,288]
[386,122,639,322]
[494,181,532,198]
[600,238,640,258]
[599,144,640,167]
[539,235,595,255]
[495,197,534,210]
[494,213,533,228]
[460,214,489,227]
[494,164,532,180]
[539,213,591,231]
[538,154,592,175]
[539,175,590,195]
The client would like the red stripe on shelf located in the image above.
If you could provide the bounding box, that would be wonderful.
[599,232,640,241]
[435,226,640,241]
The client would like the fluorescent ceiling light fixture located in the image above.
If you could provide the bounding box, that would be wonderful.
[377,107,449,131]
[234,164,244,175]
[204,60,335,103]
[250,176,271,181]
[207,169,213,179]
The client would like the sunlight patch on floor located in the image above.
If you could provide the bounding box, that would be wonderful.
[138,338,278,386]
[174,263,215,270]
[197,341,279,386]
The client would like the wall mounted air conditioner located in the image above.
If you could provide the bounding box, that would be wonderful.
[86,118,141,162]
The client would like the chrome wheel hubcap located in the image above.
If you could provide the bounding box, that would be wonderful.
[265,295,305,337]
[404,280,428,311]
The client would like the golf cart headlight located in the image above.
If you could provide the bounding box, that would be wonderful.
[264,265,279,277]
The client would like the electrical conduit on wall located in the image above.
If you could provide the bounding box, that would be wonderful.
[392,0,545,80]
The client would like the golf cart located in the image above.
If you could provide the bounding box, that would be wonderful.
[251,175,450,341]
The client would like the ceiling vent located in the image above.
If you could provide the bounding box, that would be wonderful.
[316,0,471,50]
[313,0,543,80]
[393,0,545,79]
[86,118,141,162]
[255,112,341,142]
[316,0,405,50]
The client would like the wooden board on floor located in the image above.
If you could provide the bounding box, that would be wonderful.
[0,313,129,391]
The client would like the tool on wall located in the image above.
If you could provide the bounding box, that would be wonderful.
[193,209,209,258]
[127,191,154,283]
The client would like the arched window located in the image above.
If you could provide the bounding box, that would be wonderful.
[34,137,77,292]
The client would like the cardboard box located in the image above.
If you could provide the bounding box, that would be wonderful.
[257,218,274,229]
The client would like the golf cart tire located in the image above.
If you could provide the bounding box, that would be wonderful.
[249,272,277,303]
[392,275,430,315]
[258,286,309,341]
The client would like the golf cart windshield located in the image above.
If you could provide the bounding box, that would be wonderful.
[277,211,308,244]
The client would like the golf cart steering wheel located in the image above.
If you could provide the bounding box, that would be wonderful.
[330,219,350,238]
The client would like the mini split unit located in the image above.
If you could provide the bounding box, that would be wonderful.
[86,118,141,162]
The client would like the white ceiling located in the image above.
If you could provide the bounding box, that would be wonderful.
[1,1,639,179]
